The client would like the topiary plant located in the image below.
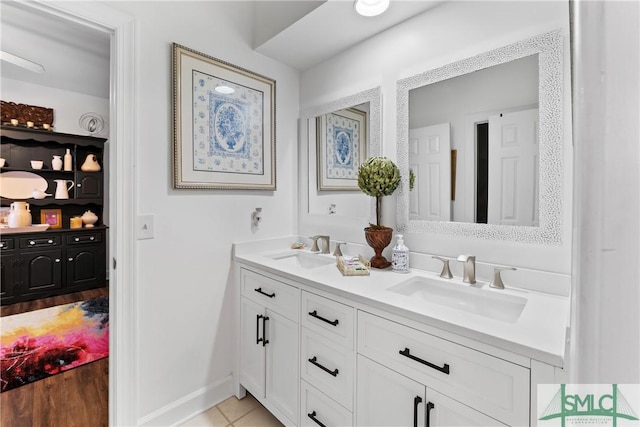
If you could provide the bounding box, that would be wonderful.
[357,156,400,228]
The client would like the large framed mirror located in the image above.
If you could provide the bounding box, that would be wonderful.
[301,86,381,221]
[396,30,563,244]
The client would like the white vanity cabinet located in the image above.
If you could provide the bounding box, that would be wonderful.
[357,311,529,427]
[357,355,506,427]
[239,268,300,425]
[300,290,356,426]
[234,256,566,427]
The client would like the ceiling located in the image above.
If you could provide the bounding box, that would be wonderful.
[0,1,442,99]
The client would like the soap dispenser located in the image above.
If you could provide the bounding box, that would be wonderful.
[391,234,409,273]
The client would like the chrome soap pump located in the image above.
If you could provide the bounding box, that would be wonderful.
[391,234,409,273]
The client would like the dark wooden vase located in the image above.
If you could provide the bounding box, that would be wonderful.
[364,226,393,269]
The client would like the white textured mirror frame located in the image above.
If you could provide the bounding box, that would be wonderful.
[396,30,564,244]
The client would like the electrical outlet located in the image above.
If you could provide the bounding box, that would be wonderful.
[137,214,155,240]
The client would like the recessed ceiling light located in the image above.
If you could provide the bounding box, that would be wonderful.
[354,0,390,17]
[215,85,235,94]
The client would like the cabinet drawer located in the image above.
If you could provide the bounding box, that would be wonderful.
[67,232,102,245]
[301,380,352,427]
[0,237,14,251]
[357,311,529,426]
[302,291,355,349]
[20,235,62,249]
[301,329,354,410]
[241,268,299,321]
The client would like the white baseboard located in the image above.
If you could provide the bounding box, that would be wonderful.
[138,375,234,427]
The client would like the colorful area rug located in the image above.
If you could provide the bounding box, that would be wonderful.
[1,297,108,392]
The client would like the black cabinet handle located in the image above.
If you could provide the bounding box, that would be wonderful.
[308,356,339,377]
[426,402,435,427]
[254,287,275,298]
[307,411,326,427]
[262,316,269,346]
[256,314,264,345]
[308,310,339,326]
[413,396,422,427]
[399,348,450,375]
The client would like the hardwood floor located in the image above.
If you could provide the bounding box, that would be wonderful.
[1,286,109,427]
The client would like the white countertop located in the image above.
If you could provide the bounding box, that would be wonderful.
[233,241,570,368]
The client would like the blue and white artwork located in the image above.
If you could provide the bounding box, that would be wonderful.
[192,70,263,174]
[325,112,361,180]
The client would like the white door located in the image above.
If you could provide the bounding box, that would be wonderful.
[487,109,539,226]
[240,297,266,398]
[409,123,451,221]
[427,389,507,427]
[265,309,299,424]
[356,355,426,427]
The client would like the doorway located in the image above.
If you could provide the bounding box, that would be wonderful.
[0,2,137,425]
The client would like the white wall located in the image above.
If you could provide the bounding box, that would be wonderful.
[100,2,299,423]
[299,1,572,274]
[0,78,109,137]
[571,0,640,384]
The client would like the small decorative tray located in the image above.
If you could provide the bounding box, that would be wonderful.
[337,255,371,276]
[0,224,50,234]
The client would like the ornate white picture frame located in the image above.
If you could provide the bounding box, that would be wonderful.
[317,107,367,191]
[172,43,276,190]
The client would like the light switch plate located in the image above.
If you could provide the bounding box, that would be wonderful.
[137,214,155,240]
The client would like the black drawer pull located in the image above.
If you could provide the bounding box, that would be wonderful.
[308,310,339,326]
[426,402,435,427]
[254,287,275,298]
[307,411,326,427]
[256,314,263,345]
[413,396,422,427]
[262,316,269,346]
[308,356,338,377]
[399,348,450,375]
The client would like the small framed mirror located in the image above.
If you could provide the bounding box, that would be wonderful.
[301,86,381,219]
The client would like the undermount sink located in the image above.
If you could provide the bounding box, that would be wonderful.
[268,251,335,269]
[387,276,527,323]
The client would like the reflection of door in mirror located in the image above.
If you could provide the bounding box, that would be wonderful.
[486,109,539,226]
[409,123,451,221]
[409,54,539,225]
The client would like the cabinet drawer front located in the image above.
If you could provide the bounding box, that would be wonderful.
[20,235,62,248]
[67,232,102,245]
[241,268,299,321]
[301,329,354,410]
[302,291,355,349]
[0,238,14,251]
[357,311,529,426]
[301,380,353,427]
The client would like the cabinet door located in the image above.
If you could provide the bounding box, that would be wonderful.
[426,389,506,427]
[66,245,106,288]
[266,308,299,424]
[76,173,103,199]
[240,297,266,398]
[20,249,63,294]
[356,355,425,427]
[1,253,17,303]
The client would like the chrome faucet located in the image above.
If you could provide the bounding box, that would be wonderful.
[457,254,476,284]
[490,267,516,289]
[309,235,330,254]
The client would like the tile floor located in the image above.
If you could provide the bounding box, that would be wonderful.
[180,393,284,427]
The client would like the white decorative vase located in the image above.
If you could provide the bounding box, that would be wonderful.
[52,155,63,171]
[81,210,98,227]
[8,202,32,228]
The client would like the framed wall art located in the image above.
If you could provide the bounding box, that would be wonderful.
[41,209,62,229]
[316,107,367,191]
[172,43,276,190]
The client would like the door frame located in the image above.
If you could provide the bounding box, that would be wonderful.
[22,2,138,425]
